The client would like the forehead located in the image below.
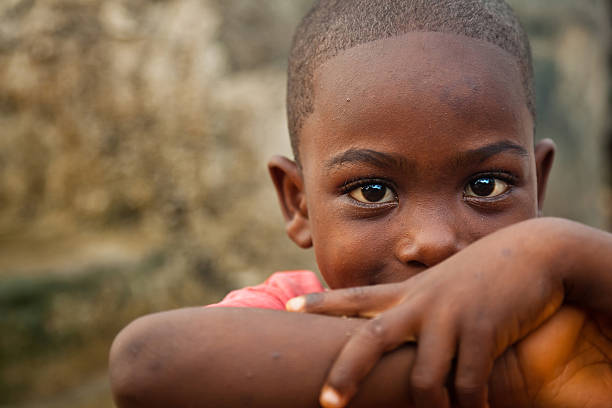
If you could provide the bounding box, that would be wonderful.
[300,32,533,165]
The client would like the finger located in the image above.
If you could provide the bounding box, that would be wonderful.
[319,306,419,408]
[488,348,529,408]
[286,283,404,317]
[409,318,457,408]
[454,325,495,408]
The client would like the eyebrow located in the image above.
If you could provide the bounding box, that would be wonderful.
[324,140,528,173]
[454,140,528,168]
[325,148,411,172]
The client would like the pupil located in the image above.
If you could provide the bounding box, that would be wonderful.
[471,177,495,196]
[362,184,386,202]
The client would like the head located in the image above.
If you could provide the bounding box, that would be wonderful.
[269,0,555,288]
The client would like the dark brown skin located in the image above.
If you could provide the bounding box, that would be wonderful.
[288,218,612,408]
[110,308,417,407]
[109,32,612,407]
[109,300,612,407]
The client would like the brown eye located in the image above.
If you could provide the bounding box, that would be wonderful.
[349,183,395,203]
[465,177,509,198]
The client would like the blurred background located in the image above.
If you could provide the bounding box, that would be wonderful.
[0,0,610,407]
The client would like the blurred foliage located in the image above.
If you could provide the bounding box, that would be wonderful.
[0,0,609,407]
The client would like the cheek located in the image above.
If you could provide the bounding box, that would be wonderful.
[463,192,539,242]
[312,219,392,289]
[502,185,540,222]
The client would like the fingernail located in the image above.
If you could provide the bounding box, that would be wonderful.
[285,296,305,312]
[320,385,344,408]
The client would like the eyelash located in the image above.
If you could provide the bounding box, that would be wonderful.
[465,170,517,188]
[338,170,518,203]
[463,170,518,202]
[339,177,397,198]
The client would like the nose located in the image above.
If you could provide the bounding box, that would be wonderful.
[394,214,463,269]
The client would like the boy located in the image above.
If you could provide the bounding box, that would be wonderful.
[109,1,612,407]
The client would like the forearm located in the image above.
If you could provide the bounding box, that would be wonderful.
[109,307,415,408]
[543,218,612,314]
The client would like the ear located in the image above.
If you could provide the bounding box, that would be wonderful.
[534,138,556,215]
[268,155,312,248]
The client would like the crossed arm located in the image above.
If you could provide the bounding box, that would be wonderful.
[109,218,612,407]
[109,305,611,408]
[109,307,418,407]
[288,218,612,408]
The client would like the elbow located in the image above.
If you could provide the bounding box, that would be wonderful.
[109,307,240,407]
[109,315,163,408]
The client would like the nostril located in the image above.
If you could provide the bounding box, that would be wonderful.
[406,260,427,270]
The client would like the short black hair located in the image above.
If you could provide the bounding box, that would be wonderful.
[287,0,533,160]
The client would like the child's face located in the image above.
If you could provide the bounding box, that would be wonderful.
[271,32,554,289]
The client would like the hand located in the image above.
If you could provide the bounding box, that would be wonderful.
[490,306,612,408]
[287,220,567,408]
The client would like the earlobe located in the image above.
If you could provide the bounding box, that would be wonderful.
[268,155,313,248]
[534,138,556,214]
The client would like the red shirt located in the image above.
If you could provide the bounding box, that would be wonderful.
[207,270,324,310]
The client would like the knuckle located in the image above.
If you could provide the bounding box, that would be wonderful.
[304,292,324,309]
[410,371,438,394]
[345,286,368,303]
[454,376,484,397]
[361,317,387,344]
[464,319,494,342]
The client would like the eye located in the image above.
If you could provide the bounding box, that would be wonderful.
[349,183,395,204]
[465,176,509,198]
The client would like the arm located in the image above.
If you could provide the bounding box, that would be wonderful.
[109,304,611,408]
[109,307,416,408]
[290,217,612,408]
[109,218,612,408]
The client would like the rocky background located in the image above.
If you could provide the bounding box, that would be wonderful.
[0,1,610,407]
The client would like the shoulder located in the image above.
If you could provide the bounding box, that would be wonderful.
[207,270,324,310]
